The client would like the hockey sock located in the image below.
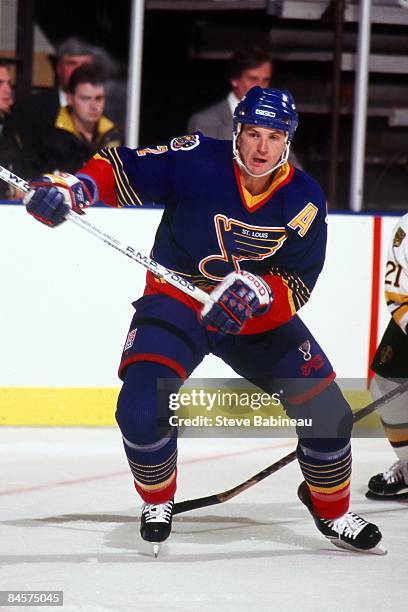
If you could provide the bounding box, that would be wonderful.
[380,419,408,467]
[116,361,181,503]
[285,382,353,519]
[371,375,408,467]
[297,439,352,519]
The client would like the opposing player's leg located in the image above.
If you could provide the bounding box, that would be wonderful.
[116,294,208,553]
[366,374,408,500]
[220,316,383,553]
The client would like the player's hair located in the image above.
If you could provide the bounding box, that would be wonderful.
[226,46,273,81]
[67,63,106,94]
[56,37,94,61]
[0,59,12,69]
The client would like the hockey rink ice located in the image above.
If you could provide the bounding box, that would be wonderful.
[0,427,407,612]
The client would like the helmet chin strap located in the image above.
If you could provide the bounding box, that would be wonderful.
[233,126,290,179]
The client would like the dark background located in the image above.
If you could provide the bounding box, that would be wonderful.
[34,2,279,141]
[33,1,408,210]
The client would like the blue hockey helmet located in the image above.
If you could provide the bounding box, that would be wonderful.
[233,86,298,143]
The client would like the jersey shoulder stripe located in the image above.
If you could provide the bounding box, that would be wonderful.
[99,147,143,206]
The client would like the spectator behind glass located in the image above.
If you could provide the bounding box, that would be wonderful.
[187,46,302,167]
[36,63,121,175]
[0,62,13,115]
[0,61,28,199]
[11,37,95,166]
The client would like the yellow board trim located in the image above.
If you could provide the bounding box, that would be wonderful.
[0,388,381,427]
[0,388,120,426]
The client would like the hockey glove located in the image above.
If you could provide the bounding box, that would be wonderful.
[201,270,273,334]
[24,172,94,227]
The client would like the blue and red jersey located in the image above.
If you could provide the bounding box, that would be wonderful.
[79,133,328,333]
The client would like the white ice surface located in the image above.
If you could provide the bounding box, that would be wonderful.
[0,428,407,612]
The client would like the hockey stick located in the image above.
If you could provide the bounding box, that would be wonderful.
[4,166,401,514]
[0,165,211,307]
[173,378,408,515]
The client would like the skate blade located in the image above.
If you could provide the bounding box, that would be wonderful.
[330,539,387,555]
[152,543,160,558]
[366,490,408,501]
[139,539,165,559]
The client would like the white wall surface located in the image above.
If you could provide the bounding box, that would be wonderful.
[0,206,397,386]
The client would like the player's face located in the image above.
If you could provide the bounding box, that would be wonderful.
[0,67,13,114]
[57,54,94,90]
[231,62,273,101]
[237,124,287,176]
[68,83,106,127]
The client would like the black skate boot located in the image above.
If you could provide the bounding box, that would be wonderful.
[140,500,174,557]
[366,460,408,500]
[298,481,385,554]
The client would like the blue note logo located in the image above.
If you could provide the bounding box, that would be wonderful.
[199,214,288,281]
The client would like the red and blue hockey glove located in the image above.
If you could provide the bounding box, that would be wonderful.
[201,270,273,334]
[24,172,94,227]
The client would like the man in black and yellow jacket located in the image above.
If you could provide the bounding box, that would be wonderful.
[37,63,121,175]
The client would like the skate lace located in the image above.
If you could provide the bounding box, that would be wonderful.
[142,500,173,524]
[323,512,367,540]
[383,460,408,485]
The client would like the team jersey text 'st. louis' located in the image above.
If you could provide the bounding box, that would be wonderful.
[79,133,328,334]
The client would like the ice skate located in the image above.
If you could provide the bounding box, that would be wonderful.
[140,500,174,557]
[298,481,386,555]
[366,460,408,500]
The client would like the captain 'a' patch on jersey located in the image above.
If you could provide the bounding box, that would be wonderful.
[288,202,319,237]
[199,214,287,281]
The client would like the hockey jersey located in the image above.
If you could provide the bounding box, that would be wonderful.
[79,133,328,334]
[383,213,408,334]
[372,213,408,378]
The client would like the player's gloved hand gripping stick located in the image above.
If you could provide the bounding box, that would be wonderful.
[201,270,273,333]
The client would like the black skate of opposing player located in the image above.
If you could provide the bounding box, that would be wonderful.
[298,481,386,554]
[366,460,408,500]
[140,500,174,557]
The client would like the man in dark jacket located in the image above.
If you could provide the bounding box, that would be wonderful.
[11,37,95,166]
[36,63,121,174]
[187,46,302,168]
[0,61,27,199]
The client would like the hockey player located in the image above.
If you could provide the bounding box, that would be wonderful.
[368,213,408,500]
[23,87,383,554]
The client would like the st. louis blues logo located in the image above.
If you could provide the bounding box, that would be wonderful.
[199,214,288,281]
[170,134,200,151]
